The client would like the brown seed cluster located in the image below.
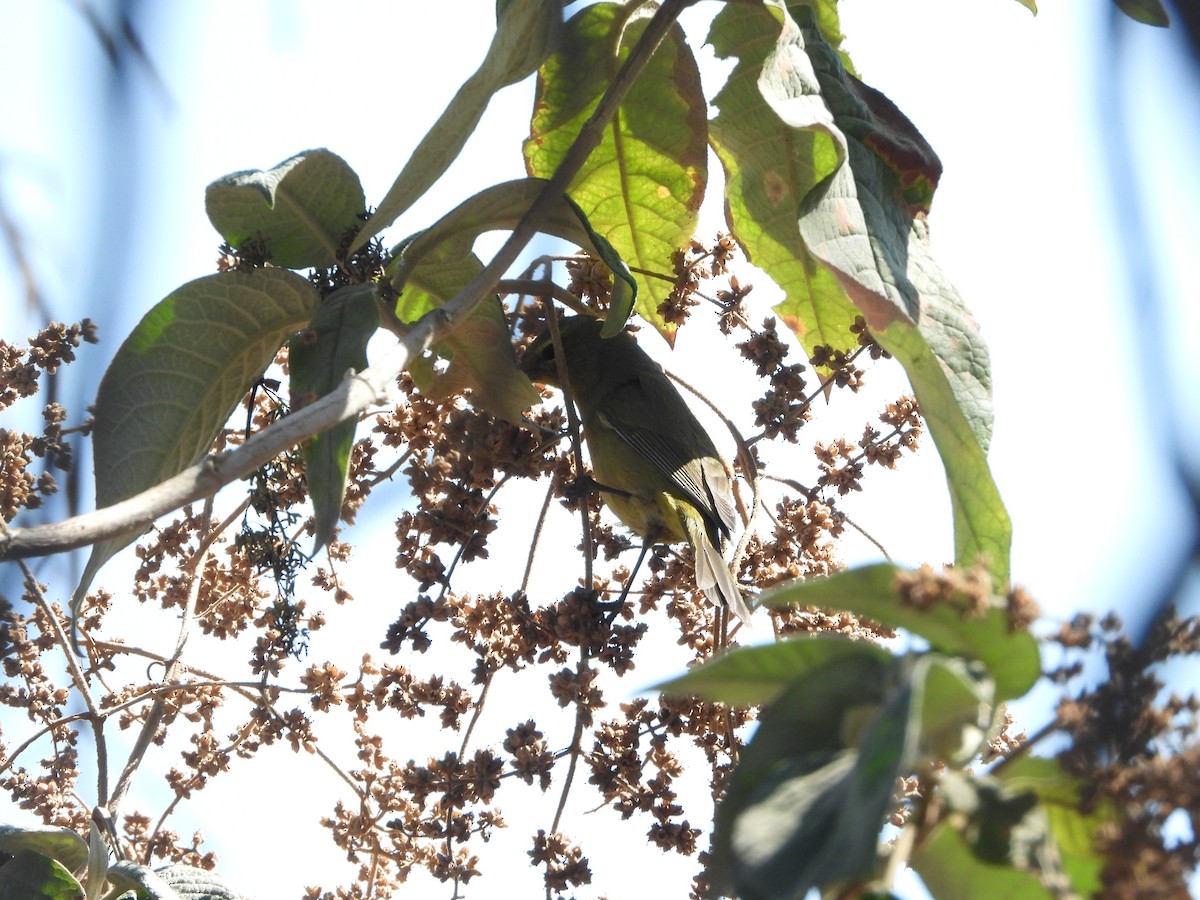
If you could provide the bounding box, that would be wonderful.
[894,562,1037,632]
[1047,609,1200,898]
[0,320,97,518]
[566,252,614,307]
[656,237,727,325]
[0,249,969,898]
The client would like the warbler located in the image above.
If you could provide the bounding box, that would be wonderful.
[522,315,751,622]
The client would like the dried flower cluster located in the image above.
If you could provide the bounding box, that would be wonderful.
[895,562,1040,632]
[2,262,1029,900]
[1048,609,1200,898]
[0,320,98,518]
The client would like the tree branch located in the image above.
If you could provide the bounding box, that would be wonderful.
[0,340,411,560]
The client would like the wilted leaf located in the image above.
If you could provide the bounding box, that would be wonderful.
[394,178,636,325]
[388,178,643,419]
[401,258,537,424]
[708,2,860,364]
[728,2,1009,583]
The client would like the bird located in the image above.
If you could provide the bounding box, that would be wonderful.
[521,315,751,623]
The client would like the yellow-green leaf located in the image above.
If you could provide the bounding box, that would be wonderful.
[525,2,706,340]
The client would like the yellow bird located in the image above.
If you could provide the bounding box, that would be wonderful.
[522,316,751,622]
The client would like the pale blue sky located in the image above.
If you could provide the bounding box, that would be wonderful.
[1,1,1197,897]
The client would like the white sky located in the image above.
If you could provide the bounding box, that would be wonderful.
[1,1,1198,897]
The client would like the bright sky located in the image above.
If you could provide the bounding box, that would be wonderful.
[2,1,1197,897]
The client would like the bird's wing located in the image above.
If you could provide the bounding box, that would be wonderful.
[596,371,736,539]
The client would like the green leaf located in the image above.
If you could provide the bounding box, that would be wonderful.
[92,268,319,509]
[74,269,320,635]
[708,2,861,365]
[918,771,1075,898]
[525,2,707,339]
[878,310,1012,584]
[387,177,640,420]
[0,826,88,872]
[994,757,1111,896]
[351,0,562,252]
[709,650,897,898]
[788,1,854,71]
[205,149,365,269]
[563,195,636,333]
[108,861,238,900]
[1114,0,1169,26]
[84,822,107,900]
[0,849,84,900]
[759,563,1040,701]
[288,283,381,551]
[749,3,1010,583]
[391,178,636,321]
[706,647,1007,897]
[656,633,892,708]
[394,244,538,423]
[106,861,182,899]
[420,295,537,425]
[913,822,1055,900]
[909,655,993,765]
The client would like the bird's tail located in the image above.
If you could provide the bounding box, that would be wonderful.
[685,515,753,624]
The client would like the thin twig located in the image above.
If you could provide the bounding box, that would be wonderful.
[882,778,928,892]
[0,0,689,566]
[458,668,494,759]
[0,710,89,779]
[436,470,520,598]
[744,343,873,447]
[89,639,366,802]
[106,496,216,820]
[758,473,892,560]
[18,560,109,801]
[549,666,588,837]
[524,478,558,592]
[496,278,588,314]
[0,350,406,560]
[365,447,414,487]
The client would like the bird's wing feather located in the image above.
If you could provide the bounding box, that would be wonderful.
[596,370,736,538]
